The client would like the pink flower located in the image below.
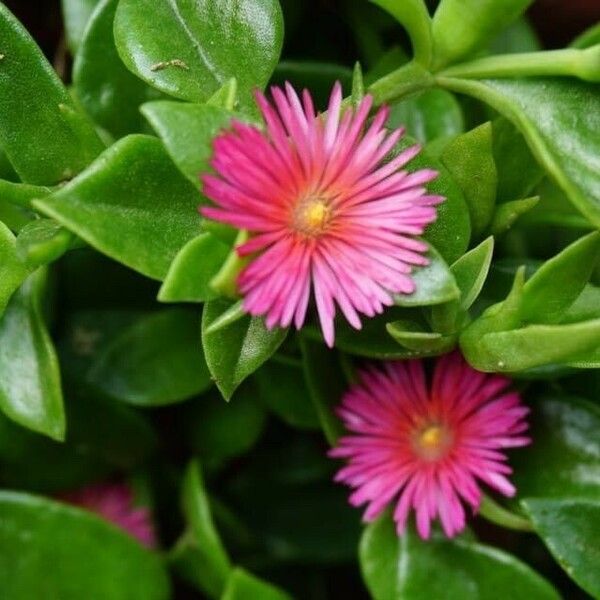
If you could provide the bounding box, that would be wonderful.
[329,352,530,539]
[59,482,156,548]
[201,82,443,346]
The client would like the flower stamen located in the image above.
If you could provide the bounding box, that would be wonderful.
[413,423,453,461]
[294,196,331,236]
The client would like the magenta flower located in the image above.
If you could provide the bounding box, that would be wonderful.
[201,83,443,346]
[329,352,530,539]
[59,482,156,548]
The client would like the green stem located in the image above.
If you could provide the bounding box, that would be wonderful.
[438,46,600,82]
[367,61,434,106]
[479,495,534,532]
[208,229,248,299]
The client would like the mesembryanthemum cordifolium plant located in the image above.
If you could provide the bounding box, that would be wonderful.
[0,0,598,598]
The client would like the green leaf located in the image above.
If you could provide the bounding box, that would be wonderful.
[34,135,202,280]
[0,179,50,231]
[394,243,459,307]
[114,0,283,105]
[522,498,600,599]
[450,236,494,310]
[299,336,346,445]
[73,0,161,138]
[395,136,471,263]
[488,18,541,54]
[158,233,231,303]
[386,320,456,354]
[369,0,433,66]
[490,196,539,236]
[360,514,559,600]
[438,77,600,228]
[222,568,292,600]
[0,491,170,599]
[87,308,211,406]
[441,122,497,236]
[388,89,464,144]
[141,101,235,186]
[202,299,287,400]
[255,356,319,429]
[513,395,600,501]
[519,231,600,323]
[0,4,103,184]
[0,270,65,440]
[431,0,535,68]
[0,221,30,316]
[16,219,75,268]
[61,0,101,53]
[182,385,266,465]
[178,460,232,598]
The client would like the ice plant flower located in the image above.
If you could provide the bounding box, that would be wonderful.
[329,352,530,539]
[59,482,156,547]
[200,82,444,346]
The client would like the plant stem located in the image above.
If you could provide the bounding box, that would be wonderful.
[438,46,600,82]
[367,61,434,106]
[479,495,535,532]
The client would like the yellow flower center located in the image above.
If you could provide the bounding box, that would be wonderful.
[413,423,453,462]
[293,197,331,236]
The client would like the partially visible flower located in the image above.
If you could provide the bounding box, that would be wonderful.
[201,82,443,346]
[329,352,530,539]
[59,482,156,548]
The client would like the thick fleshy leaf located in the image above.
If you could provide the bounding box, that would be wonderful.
[0,270,65,440]
[255,356,319,429]
[439,77,600,227]
[16,219,75,268]
[386,320,456,354]
[61,0,100,53]
[394,243,459,307]
[431,0,535,68]
[34,135,202,280]
[222,569,292,600]
[158,233,230,303]
[488,18,541,54]
[450,236,494,310]
[175,460,232,598]
[513,395,600,500]
[202,299,287,400]
[0,221,30,316]
[114,0,283,105]
[0,4,103,184]
[141,101,235,186]
[388,89,464,144]
[0,179,49,232]
[73,0,160,138]
[87,309,211,406]
[0,492,170,599]
[523,498,600,599]
[490,196,539,236]
[441,122,497,236]
[299,336,346,445]
[360,514,559,600]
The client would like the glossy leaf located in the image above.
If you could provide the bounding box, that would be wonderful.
[73,0,160,138]
[202,299,287,400]
[0,270,65,440]
[439,77,600,227]
[513,395,600,500]
[394,244,459,307]
[523,498,600,599]
[441,122,497,237]
[0,221,30,316]
[0,179,49,232]
[87,308,211,406]
[360,514,559,600]
[490,196,539,236]
[16,219,75,268]
[431,0,535,68]
[222,568,292,600]
[34,135,202,280]
[158,233,230,303]
[388,89,464,144]
[386,320,456,354]
[114,0,283,105]
[0,492,170,599]
[61,0,100,53]
[142,101,235,186]
[450,236,494,310]
[0,4,103,184]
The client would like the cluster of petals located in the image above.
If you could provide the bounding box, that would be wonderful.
[330,352,530,539]
[59,482,156,547]
[201,82,444,346]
